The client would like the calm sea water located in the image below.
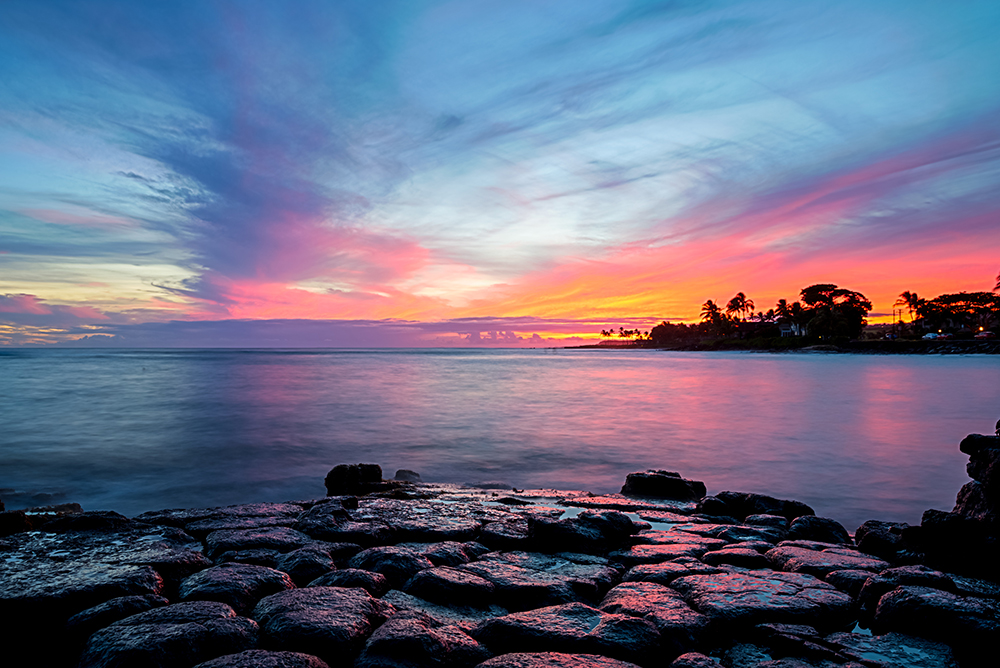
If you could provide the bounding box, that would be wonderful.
[1,348,998,530]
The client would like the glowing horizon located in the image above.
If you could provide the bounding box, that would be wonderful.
[2,1,999,346]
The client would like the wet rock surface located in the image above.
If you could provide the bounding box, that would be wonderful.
[5,450,1000,667]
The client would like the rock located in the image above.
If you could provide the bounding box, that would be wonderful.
[193,649,330,667]
[632,529,728,549]
[459,559,578,612]
[37,510,136,533]
[415,541,475,567]
[470,602,661,666]
[621,471,706,501]
[382,590,510,630]
[907,509,999,578]
[216,549,281,568]
[528,510,637,553]
[700,548,770,569]
[872,585,1000,661]
[179,563,296,614]
[744,515,789,529]
[599,581,708,656]
[824,631,958,668]
[67,594,171,639]
[294,501,395,546]
[353,498,487,542]
[355,610,491,668]
[854,520,909,559]
[0,509,33,536]
[473,552,619,604]
[696,496,730,517]
[670,653,724,668]
[252,587,394,663]
[822,570,872,598]
[309,568,390,597]
[325,463,404,496]
[712,492,815,521]
[274,545,336,586]
[765,545,889,577]
[671,570,854,630]
[609,543,712,566]
[79,601,259,668]
[477,653,642,668]
[480,517,531,549]
[785,517,851,545]
[622,558,726,586]
[857,565,956,618]
[404,566,496,606]
[671,523,785,544]
[186,516,301,540]
[206,527,313,559]
[349,546,435,588]
[134,503,307,530]
[394,470,422,483]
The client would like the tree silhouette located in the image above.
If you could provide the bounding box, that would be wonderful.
[994,270,999,292]
[894,291,923,323]
[800,284,872,338]
[701,300,722,323]
[725,292,754,321]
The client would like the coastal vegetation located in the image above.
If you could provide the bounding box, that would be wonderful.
[599,272,1000,350]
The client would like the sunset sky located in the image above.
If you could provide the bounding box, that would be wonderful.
[2,0,999,346]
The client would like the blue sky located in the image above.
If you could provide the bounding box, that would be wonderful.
[2,0,999,345]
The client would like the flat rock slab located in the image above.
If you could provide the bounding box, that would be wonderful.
[67,594,171,639]
[404,566,496,606]
[477,652,642,668]
[0,525,207,624]
[186,516,301,539]
[766,546,889,577]
[623,558,727,586]
[609,543,711,566]
[252,587,394,663]
[478,552,619,600]
[382,590,510,630]
[561,495,699,514]
[355,611,490,668]
[193,649,330,667]
[180,563,295,614]
[599,582,708,655]
[206,527,313,559]
[348,546,435,587]
[671,523,784,544]
[309,568,390,597]
[825,631,958,668]
[700,548,771,569]
[632,530,728,550]
[353,498,502,542]
[671,570,853,630]
[471,602,661,666]
[135,503,307,529]
[873,585,1000,646]
[634,510,705,525]
[80,601,259,668]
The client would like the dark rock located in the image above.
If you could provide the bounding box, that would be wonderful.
[134,503,306,530]
[394,470,422,483]
[355,610,490,668]
[0,510,33,536]
[720,540,774,554]
[824,631,958,668]
[873,586,999,666]
[854,520,909,559]
[274,545,336,586]
[470,602,661,666]
[349,546,435,588]
[857,565,956,617]
[766,545,889,577]
[186,516,300,540]
[632,529,728,550]
[480,517,531,550]
[623,557,726,586]
[294,502,395,546]
[216,549,281,568]
[701,548,771,569]
[959,433,1000,489]
[404,566,496,606]
[599,581,708,656]
[354,498,486,542]
[744,514,789,529]
[206,527,313,558]
[252,587,394,663]
[37,510,135,533]
[309,568,390,597]
[416,541,475,567]
[382,590,509,630]
[193,649,330,668]
[79,601,259,668]
[713,492,814,521]
[473,552,619,604]
[325,463,404,496]
[695,496,730,517]
[785,517,851,545]
[822,570,872,598]
[67,594,171,639]
[621,470,706,501]
[904,509,999,579]
[528,510,638,553]
[459,559,577,612]
[477,653,642,668]
[610,543,710,566]
[670,653,724,668]
[671,523,785,544]
[179,563,296,614]
[671,570,853,630]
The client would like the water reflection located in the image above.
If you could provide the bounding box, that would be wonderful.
[1,349,997,530]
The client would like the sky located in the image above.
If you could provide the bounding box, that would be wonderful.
[1,0,999,346]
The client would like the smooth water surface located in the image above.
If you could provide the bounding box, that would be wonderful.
[1,348,997,530]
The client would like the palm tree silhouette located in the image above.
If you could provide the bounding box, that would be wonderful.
[701,300,722,323]
[894,291,922,323]
[726,293,754,321]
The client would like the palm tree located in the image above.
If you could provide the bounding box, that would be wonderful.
[701,300,722,323]
[775,299,791,321]
[726,292,753,321]
[994,270,999,292]
[895,291,922,323]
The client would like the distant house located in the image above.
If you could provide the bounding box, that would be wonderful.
[778,322,806,337]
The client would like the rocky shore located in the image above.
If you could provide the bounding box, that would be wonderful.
[1,435,998,668]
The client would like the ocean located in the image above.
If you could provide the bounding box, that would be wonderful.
[1,348,997,531]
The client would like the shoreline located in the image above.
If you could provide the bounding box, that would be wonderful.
[571,339,1000,354]
[2,437,998,668]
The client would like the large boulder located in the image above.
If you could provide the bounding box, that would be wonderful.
[766,544,889,577]
[706,492,814,521]
[325,464,405,496]
[621,471,706,501]
[785,516,851,545]
[348,546,435,588]
[355,610,491,668]
[179,563,296,614]
[528,510,637,553]
[193,650,330,667]
[477,654,642,668]
[954,433,1000,525]
[598,582,708,657]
